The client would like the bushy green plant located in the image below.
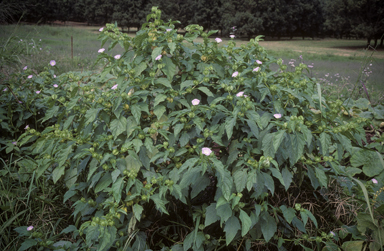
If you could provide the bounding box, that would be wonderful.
[3,7,384,251]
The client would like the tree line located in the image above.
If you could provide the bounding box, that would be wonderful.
[1,0,383,46]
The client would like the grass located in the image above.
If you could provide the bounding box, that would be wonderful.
[1,23,383,103]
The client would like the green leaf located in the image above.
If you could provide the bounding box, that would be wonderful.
[133,204,144,221]
[41,105,59,123]
[95,172,112,193]
[315,167,328,187]
[239,209,252,237]
[262,172,275,195]
[225,116,237,140]
[351,149,384,177]
[110,116,127,139]
[319,132,331,156]
[261,212,277,242]
[216,203,232,225]
[19,239,38,251]
[99,226,116,251]
[154,93,167,107]
[85,108,101,125]
[131,104,141,124]
[112,177,124,203]
[282,167,293,190]
[52,165,65,184]
[152,46,163,61]
[125,153,142,173]
[233,169,247,193]
[150,193,169,215]
[180,80,194,90]
[168,42,176,54]
[270,167,285,188]
[86,224,99,246]
[341,241,364,251]
[134,62,147,77]
[224,216,241,245]
[198,87,214,97]
[247,170,257,191]
[280,205,296,224]
[163,57,177,81]
[155,78,172,88]
[205,203,220,227]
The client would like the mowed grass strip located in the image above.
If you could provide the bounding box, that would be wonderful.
[1,24,383,102]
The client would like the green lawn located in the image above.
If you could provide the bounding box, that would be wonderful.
[1,24,383,103]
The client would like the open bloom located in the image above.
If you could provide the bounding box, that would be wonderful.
[273,114,282,119]
[330,231,335,236]
[230,35,235,39]
[114,54,121,60]
[256,60,262,65]
[372,178,378,184]
[12,141,17,145]
[155,55,162,61]
[236,92,244,97]
[53,84,58,88]
[166,28,172,32]
[36,91,41,94]
[28,75,33,79]
[215,38,222,43]
[253,67,260,72]
[50,60,56,66]
[111,84,118,90]
[54,75,56,78]
[99,27,104,32]
[232,71,239,77]
[3,88,7,91]
[27,226,34,231]
[308,65,314,68]
[25,125,29,129]
[23,66,27,70]
[191,99,200,105]
[202,147,212,156]
[98,48,105,53]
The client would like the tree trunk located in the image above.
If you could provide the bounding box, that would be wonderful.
[374,38,378,47]
[367,37,371,48]
[380,37,383,48]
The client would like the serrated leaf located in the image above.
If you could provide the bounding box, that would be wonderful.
[134,62,147,77]
[163,57,177,81]
[224,216,241,245]
[19,239,38,251]
[234,169,247,193]
[198,87,214,97]
[150,193,169,214]
[41,105,59,123]
[319,132,331,156]
[95,172,112,193]
[152,46,163,61]
[99,226,116,251]
[174,123,184,137]
[315,167,328,187]
[133,204,143,221]
[261,212,277,242]
[155,78,172,88]
[282,167,293,190]
[110,116,127,139]
[131,104,141,124]
[280,205,296,224]
[154,94,167,107]
[351,149,384,177]
[112,177,123,203]
[262,172,275,195]
[52,165,65,184]
[205,203,220,227]
[180,80,194,90]
[239,209,252,237]
[247,170,257,191]
[225,116,237,140]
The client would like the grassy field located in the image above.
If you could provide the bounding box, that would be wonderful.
[1,24,383,103]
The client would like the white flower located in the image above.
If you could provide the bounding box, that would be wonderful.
[230,35,235,39]
[98,48,105,53]
[256,60,262,64]
[372,178,378,184]
[253,67,260,72]
[236,92,244,97]
[273,114,282,119]
[23,66,27,70]
[191,99,200,105]
[155,55,162,61]
[25,125,29,129]
[166,29,172,32]
[111,84,118,90]
[114,54,121,60]
[50,60,56,66]
[308,65,314,68]
[36,91,41,94]
[202,147,212,156]
[215,38,222,43]
[27,226,34,231]
[53,84,58,88]
[232,71,239,77]
[28,75,33,79]
[99,27,104,32]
